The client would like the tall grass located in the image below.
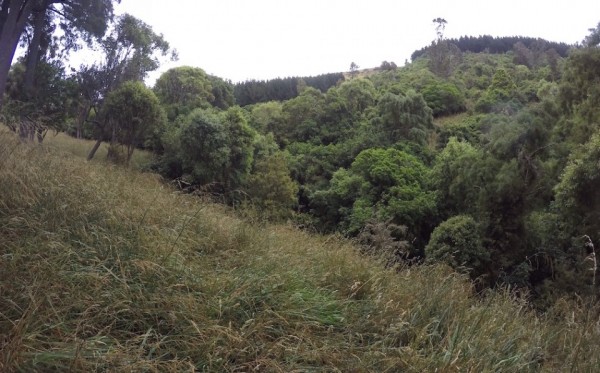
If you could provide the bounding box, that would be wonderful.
[1,127,599,372]
[41,131,155,170]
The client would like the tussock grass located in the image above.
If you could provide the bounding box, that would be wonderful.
[1,128,600,372]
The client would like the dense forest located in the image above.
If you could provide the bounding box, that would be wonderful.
[411,35,571,60]
[2,0,600,307]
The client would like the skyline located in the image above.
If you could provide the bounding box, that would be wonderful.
[109,0,600,83]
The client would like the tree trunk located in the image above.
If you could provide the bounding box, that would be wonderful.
[23,1,48,97]
[76,102,91,139]
[87,139,102,160]
[0,0,34,111]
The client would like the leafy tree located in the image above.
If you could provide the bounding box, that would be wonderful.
[513,41,534,68]
[280,87,325,144]
[420,81,466,117]
[349,62,359,77]
[102,80,165,164]
[153,66,214,121]
[425,215,489,277]
[249,101,285,134]
[337,78,377,117]
[221,106,256,190]
[3,59,77,141]
[379,61,397,71]
[0,0,117,111]
[557,45,600,145]
[165,109,230,187]
[208,75,235,109]
[374,89,433,146]
[584,21,600,47]
[475,68,521,113]
[427,18,462,77]
[431,137,483,217]
[554,131,600,244]
[159,107,257,194]
[245,151,298,220]
[312,148,436,247]
[86,13,172,160]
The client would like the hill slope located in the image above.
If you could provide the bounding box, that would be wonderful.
[1,129,599,372]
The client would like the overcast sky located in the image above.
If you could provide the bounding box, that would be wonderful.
[112,0,600,83]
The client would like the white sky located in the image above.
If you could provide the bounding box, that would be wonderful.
[111,0,600,83]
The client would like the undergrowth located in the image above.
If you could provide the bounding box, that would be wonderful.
[1,128,599,372]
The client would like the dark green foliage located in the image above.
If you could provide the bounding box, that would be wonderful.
[158,108,256,194]
[161,109,230,186]
[311,148,437,247]
[208,75,235,109]
[221,106,256,190]
[379,61,397,71]
[557,47,600,144]
[554,132,600,244]
[234,73,344,106]
[427,40,462,78]
[3,60,77,135]
[245,151,298,219]
[425,215,488,277]
[431,137,483,217]
[374,89,434,146]
[475,68,522,114]
[153,66,214,121]
[280,87,326,144]
[420,81,466,117]
[103,81,165,163]
[412,36,571,61]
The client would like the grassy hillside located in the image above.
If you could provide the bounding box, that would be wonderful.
[1,128,599,372]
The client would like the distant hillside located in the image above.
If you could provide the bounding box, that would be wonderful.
[234,72,344,106]
[411,35,572,61]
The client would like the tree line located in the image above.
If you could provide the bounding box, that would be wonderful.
[233,73,344,106]
[411,35,571,61]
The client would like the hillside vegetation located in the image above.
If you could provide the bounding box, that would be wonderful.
[4,4,600,369]
[1,125,600,372]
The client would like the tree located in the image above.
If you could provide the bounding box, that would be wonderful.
[102,81,165,164]
[425,215,488,277]
[420,81,466,116]
[3,59,78,141]
[221,106,256,190]
[281,87,325,144]
[554,131,600,244]
[349,62,359,78]
[311,148,437,246]
[153,66,214,121]
[475,68,520,113]
[379,61,397,71]
[374,89,433,146]
[245,151,298,220]
[584,21,600,47]
[431,137,483,217]
[557,44,600,145]
[86,13,172,160]
[159,107,257,195]
[208,75,235,109]
[427,18,461,77]
[0,0,117,111]
[337,78,377,116]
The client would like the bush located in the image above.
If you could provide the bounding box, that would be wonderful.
[425,215,489,276]
[421,81,466,117]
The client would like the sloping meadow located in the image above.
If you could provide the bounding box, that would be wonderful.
[0,129,599,372]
